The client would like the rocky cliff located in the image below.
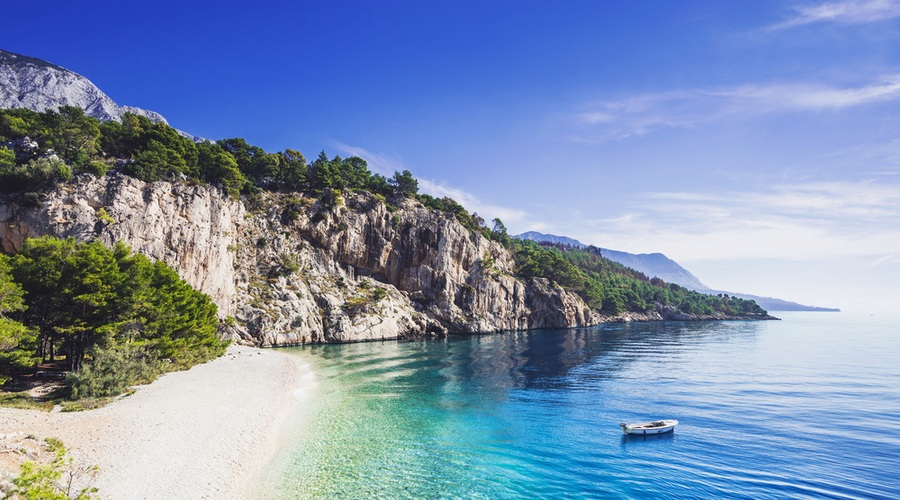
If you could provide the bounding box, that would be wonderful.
[0,175,601,345]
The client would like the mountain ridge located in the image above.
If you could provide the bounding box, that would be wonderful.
[0,48,167,123]
[515,231,839,312]
[516,231,709,290]
[0,48,203,142]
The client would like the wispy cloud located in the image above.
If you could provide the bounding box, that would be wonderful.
[329,141,405,176]
[870,252,900,265]
[567,181,900,263]
[417,178,530,225]
[810,138,900,177]
[573,75,900,141]
[330,141,537,227]
[770,0,900,30]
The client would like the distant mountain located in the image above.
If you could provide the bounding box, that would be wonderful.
[597,248,709,291]
[516,231,585,248]
[0,49,201,141]
[516,231,708,290]
[714,292,839,312]
[514,231,839,312]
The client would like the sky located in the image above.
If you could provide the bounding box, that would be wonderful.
[3,0,900,313]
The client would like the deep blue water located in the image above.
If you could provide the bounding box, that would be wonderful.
[263,313,900,499]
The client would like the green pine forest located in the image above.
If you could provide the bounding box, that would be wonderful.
[0,236,225,402]
[0,106,767,402]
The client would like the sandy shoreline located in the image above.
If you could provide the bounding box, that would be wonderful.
[0,345,314,499]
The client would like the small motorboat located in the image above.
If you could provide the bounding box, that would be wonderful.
[620,419,678,435]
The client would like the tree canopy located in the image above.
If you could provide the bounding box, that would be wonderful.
[0,105,770,331]
[1,236,226,397]
[0,107,419,201]
[507,240,768,317]
[0,254,31,384]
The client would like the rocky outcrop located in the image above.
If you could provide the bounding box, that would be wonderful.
[0,175,602,345]
[653,304,776,321]
[0,49,204,141]
[0,49,165,124]
[0,173,240,315]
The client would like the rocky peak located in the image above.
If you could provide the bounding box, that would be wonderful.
[0,48,168,124]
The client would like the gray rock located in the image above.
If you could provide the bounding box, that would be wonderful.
[0,176,602,345]
[0,49,204,142]
[0,49,165,123]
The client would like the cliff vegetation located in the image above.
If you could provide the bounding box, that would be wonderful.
[513,241,767,317]
[0,105,772,358]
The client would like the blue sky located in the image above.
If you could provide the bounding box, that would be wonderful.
[4,0,900,312]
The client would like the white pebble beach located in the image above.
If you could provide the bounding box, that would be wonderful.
[0,345,314,499]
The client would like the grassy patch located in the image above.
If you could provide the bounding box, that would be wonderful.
[0,391,58,411]
[60,397,116,412]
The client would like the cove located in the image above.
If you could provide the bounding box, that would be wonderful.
[262,313,900,499]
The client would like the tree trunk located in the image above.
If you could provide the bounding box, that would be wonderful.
[36,333,45,362]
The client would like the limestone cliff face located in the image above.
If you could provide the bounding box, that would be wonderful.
[0,174,240,315]
[0,175,601,345]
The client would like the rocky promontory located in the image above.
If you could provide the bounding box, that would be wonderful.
[0,174,605,345]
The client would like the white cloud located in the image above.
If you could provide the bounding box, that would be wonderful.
[869,252,900,266]
[566,181,900,264]
[328,141,538,228]
[329,141,405,176]
[417,178,530,225]
[812,138,900,176]
[771,0,900,30]
[573,75,900,141]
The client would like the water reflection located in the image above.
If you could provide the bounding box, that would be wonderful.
[620,430,677,447]
[268,314,900,500]
[451,321,760,395]
[293,320,763,403]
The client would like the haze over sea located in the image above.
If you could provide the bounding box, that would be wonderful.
[261,313,900,499]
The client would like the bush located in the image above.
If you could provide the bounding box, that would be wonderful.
[278,253,300,277]
[322,188,343,208]
[67,345,162,400]
[0,156,71,193]
[21,192,43,207]
[280,197,306,223]
[343,296,368,316]
[77,160,109,177]
[8,438,99,499]
[95,207,115,224]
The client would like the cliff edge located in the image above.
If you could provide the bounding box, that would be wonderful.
[0,175,601,345]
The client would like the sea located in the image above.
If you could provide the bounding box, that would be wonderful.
[259,312,900,499]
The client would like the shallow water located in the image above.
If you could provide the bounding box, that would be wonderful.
[263,312,900,499]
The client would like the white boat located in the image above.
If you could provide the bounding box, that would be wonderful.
[620,419,678,435]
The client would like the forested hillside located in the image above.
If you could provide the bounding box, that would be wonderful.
[0,105,769,328]
[513,241,767,317]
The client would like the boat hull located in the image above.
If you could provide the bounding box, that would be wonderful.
[620,419,678,435]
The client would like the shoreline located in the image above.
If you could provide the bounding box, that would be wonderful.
[264,313,780,347]
[0,345,314,499]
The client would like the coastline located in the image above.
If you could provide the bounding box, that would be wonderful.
[0,345,314,499]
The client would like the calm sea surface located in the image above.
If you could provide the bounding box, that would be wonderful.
[261,313,900,499]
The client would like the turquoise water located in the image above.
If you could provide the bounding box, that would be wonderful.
[263,313,900,499]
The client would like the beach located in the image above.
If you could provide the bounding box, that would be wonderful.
[0,345,314,499]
